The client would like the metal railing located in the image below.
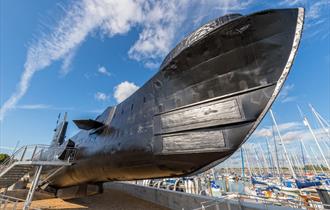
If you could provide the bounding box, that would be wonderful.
[0,193,41,210]
[193,193,330,210]
[0,145,77,171]
[0,194,25,210]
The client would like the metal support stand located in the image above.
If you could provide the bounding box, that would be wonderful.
[23,166,43,210]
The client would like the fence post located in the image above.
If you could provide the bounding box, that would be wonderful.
[31,146,38,160]
[23,165,43,210]
[20,146,27,161]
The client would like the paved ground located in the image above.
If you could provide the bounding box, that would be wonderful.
[5,188,169,210]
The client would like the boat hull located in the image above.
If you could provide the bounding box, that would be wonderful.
[48,8,304,188]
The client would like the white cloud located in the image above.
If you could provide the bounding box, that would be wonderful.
[15,104,51,110]
[0,0,255,121]
[280,127,329,142]
[128,1,188,65]
[277,121,302,131]
[0,146,16,152]
[279,84,297,103]
[60,48,77,76]
[144,61,159,69]
[279,0,329,20]
[280,84,294,97]
[281,96,297,103]
[279,0,330,39]
[253,121,302,138]
[87,109,105,114]
[279,0,306,6]
[14,104,73,111]
[253,127,272,138]
[252,119,330,144]
[214,0,254,13]
[98,66,111,77]
[306,1,330,20]
[0,1,94,121]
[95,92,109,101]
[113,81,139,103]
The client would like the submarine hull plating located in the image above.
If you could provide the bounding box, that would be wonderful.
[49,8,304,188]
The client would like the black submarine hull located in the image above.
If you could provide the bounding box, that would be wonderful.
[48,8,304,188]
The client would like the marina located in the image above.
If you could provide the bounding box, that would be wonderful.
[135,105,330,209]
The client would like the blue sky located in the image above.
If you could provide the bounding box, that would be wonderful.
[0,0,329,165]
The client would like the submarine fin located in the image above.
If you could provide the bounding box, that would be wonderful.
[73,119,104,130]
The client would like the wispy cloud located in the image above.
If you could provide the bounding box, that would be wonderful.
[97,66,111,77]
[14,104,73,111]
[0,0,255,122]
[252,120,329,143]
[15,104,51,110]
[128,1,189,66]
[113,81,139,103]
[214,0,254,14]
[253,121,303,138]
[60,48,77,76]
[144,61,160,70]
[281,127,329,142]
[306,1,330,20]
[94,92,109,101]
[86,109,105,114]
[0,1,94,121]
[279,84,297,103]
[281,96,297,103]
[0,146,16,152]
[279,0,306,6]
[279,0,330,39]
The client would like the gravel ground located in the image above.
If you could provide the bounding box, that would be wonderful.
[5,188,170,210]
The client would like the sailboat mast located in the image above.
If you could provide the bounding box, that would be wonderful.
[309,104,330,139]
[293,152,303,177]
[308,105,330,161]
[300,139,317,174]
[300,141,306,174]
[254,147,264,175]
[270,109,296,178]
[272,123,281,176]
[310,147,325,174]
[243,147,252,176]
[258,144,270,174]
[266,137,275,175]
[301,112,330,170]
[241,148,245,177]
[290,155,299,177]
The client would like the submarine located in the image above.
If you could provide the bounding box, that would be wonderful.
[45,8,304,188]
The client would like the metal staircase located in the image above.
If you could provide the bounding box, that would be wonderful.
[0,164,34,188]
[0,144,76,210]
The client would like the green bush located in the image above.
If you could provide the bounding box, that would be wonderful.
[0,153,9,163]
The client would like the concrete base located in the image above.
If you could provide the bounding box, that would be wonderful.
[105,182,302,210]
[56,183,103,199]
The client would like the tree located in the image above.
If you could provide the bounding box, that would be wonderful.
[0,153,9,163]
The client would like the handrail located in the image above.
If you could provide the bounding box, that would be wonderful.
[1,147,24,166]
[1,144,50,165]
[0,194,25,202]
[193,193,330,210]
[0,145,77,172]
[0,193,43,210]
[193,194,305,210]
